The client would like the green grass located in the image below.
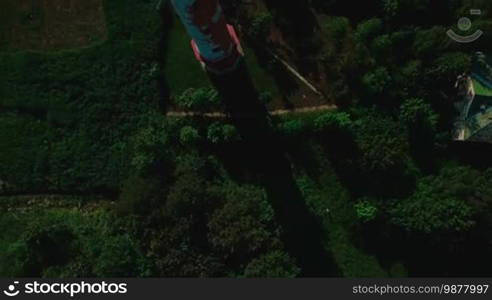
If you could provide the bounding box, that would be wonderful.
[243,47,281,97]
[473,79,492,96]
[164,16,212,94]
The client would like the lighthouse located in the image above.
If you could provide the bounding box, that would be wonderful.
[171,0,243,75]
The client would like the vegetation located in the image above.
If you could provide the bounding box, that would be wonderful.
[473,79,492,96]
[1,0,492,278]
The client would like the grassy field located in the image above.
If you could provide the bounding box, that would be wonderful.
[164,15,211,94]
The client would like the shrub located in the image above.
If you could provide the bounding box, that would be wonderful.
[207,184,279,260]
[175,88,219,111]
[399,98,438,129]
[324,16,351,41]
[278,119,306,137]
[207,122,240,144]
[371,34,392,60]
[243,251,300,278]
[0,209,149,277]
[389,166,478,233]
[314,112,352,132]
[382,0,399,19]
[248,13,273,39]
[355,199,378,223]
[117,176,161,216]
[221,124,240,142]
[427,52,472,82]
[355,18,383,44]
[354,110,408,173]
[362,67,392,95]
[179,125,201,145]
[259,91,273,105]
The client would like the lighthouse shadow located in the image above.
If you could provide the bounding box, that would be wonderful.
[156,1,174,113]
[208,61,339,276]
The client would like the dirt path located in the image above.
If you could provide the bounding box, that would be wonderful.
[166,103,337,118]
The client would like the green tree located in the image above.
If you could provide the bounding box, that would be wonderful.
[175,88,219,111]
[314,112,352,132]
[0,210,149,277]
[355,199,378,223]
[207,184,281,262]
[323,16,351,48]
[145,154,224,277]
[400,98,438,129]
[427,52,472,82]
[222,124,240,143]
[394,60,422,97]
[259,90,273,105]
[389,166,478,233]
[399,98,438,171]
[355,18,383,44]
[371,34,392,61]
[354,111,408,173]
[278,119,306,137]
[179,125,201,145]
[164,154,211,219]
[243,251,300,278]
[412,26,451,59]
[129,119,170,175]
[382,0,399,19]
[362,67,392,96]
[207,122,240,144]
[248,13,273,39]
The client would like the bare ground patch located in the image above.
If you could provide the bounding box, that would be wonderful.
[1,0,107,50]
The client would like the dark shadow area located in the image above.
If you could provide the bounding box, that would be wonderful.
[316,131,415,199]
[269,61,300,105]
[311,0,379,22]
[263,0,318,44]
[0,106,47,120]
[450,142,492,169]
[263,0,322,76]
[314,0,457,26]
[361,222,492,276]
[282,138,324,182]
[156,1,173,114]
[21,225,75,277]
[244,42,300,101]
[207,60,339,276]
[408,123,438,174]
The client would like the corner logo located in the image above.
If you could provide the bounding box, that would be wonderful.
[3,282,20,297]
[447,9,483,43]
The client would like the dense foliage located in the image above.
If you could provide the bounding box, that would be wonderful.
[1,0,492,277]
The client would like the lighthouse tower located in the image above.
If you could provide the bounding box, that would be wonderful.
[171,0,243,75]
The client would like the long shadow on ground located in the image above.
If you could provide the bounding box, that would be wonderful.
[156,1,173,113]
[207,60,339,276]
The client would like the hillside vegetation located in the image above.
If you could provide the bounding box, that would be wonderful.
[1,0,492,277]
